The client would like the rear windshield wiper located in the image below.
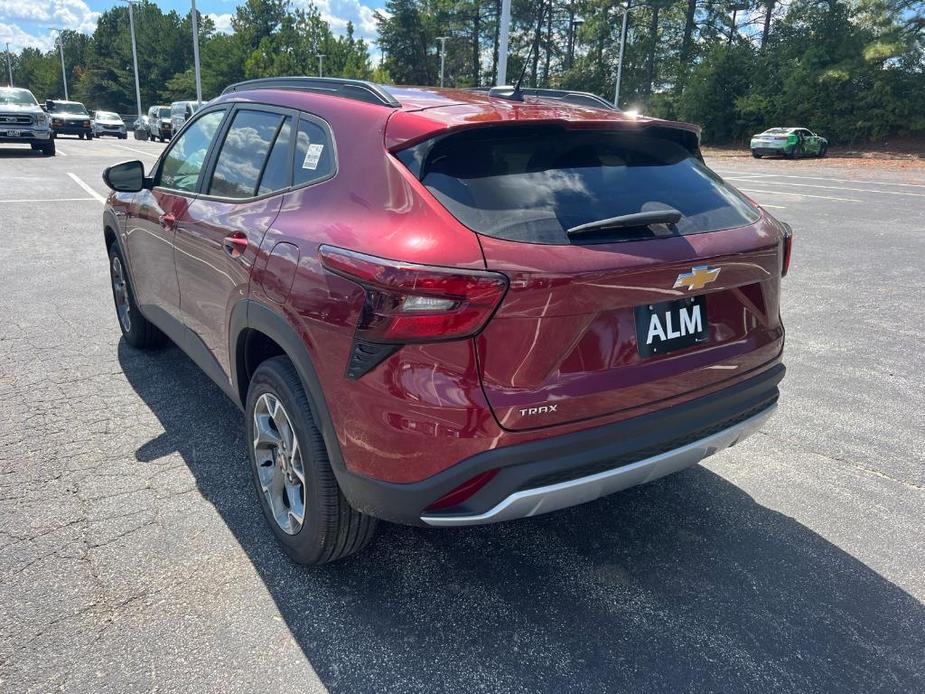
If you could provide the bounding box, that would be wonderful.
[567,209,682,236]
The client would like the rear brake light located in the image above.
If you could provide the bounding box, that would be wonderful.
[781,223,793,277]
[319,245,509,343]
[425,469,499,511]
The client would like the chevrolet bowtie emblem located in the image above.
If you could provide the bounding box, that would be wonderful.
[673,265,721,291]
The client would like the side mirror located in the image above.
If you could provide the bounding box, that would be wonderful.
[103,160,147,193]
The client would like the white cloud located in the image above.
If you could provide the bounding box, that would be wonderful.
[0,22,54,51]
[207,12,233,35]
[295,0,380,40]
[0,0,98,38]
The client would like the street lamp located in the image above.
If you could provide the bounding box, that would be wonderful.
[612,3,646,108]
[47,28,68,100]
[190,0,203,105]
[316,54,325,77]
[5,42,12,87]
[497,0,512,84]
[125,1,143,119]
[436,36,449,87]
[566,7,585,70]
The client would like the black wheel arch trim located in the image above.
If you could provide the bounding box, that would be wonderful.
[229,300,355,492]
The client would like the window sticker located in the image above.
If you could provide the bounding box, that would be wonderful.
[302,143,324,170]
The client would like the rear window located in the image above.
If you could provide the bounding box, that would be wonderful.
[397,126,759,244]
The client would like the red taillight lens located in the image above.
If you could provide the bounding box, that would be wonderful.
[320,245,508,343]
[425,469,499,511]
[781,223,793,277]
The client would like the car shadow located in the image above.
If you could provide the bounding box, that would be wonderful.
[0,147,48,157]
[118,340,924,693]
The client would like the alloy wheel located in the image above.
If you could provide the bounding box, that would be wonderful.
[110,255,132,333]
[252,393,306,535]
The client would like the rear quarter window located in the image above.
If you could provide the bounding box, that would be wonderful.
[398,126,760,245]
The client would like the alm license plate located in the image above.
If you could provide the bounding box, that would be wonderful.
[635,295,709,358]
[1,129,22,137]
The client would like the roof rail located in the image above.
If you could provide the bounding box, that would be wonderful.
[472,86,619,112]
[222,77,401,108]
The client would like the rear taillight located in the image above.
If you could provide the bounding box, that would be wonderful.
[319,245,509,344]
[781,222,793,277]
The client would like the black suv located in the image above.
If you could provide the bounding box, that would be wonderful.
[46,100,93,139]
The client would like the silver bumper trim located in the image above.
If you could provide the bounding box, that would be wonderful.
[420,404,776,527]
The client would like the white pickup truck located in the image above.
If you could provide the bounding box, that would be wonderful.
[0,87,55,156]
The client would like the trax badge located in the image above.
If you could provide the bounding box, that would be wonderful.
[673,265,721,291]
[519,404,558,417]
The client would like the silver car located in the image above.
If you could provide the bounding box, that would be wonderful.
[92,111,128,139]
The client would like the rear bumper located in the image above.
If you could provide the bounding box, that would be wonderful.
[337,363,784,526]
[423,403,775,526]
[751,146,791,156]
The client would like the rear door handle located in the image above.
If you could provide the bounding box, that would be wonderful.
[223,232,248,259]
[158,212,176,230]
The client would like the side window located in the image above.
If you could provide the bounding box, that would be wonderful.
[208,110,284,199]
[159,109,226,193]
[293,117,335,187]
[258,118,292,196]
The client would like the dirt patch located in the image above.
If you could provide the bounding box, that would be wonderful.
[703,145,925,172]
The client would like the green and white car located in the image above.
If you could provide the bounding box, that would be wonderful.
[750,127,828,159]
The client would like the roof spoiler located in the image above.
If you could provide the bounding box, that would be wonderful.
[471,86,619,112]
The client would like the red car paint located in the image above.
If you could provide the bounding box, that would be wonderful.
[106,85,786,495]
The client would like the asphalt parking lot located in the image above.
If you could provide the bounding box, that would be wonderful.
[1,137,923,693]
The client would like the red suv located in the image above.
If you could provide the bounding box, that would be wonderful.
[102,78,789,564]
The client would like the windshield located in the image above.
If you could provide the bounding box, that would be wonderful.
[97,112,120,121]
[50,102,89,116]
[0,89,37,106]
[761,128,791,135]
[158,107,170,118]
[398,126,760,245]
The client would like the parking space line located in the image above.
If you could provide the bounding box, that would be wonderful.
[725,177,925,198]
[67,172,106,204]
[713,169,925,189]
[112,143,160,157]
[758,203,787,209]
[0,197,95,203]
[738,187,861,203]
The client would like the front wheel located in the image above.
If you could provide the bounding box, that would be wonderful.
[246,357,378,565]
[42,141,55,156]
[818,145,827,158]
[108,244,165,349]
[751,151,762,159]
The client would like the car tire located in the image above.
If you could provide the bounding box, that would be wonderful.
[87,133,93,140]
[752,151,762,159]
[108,244,165,349]
[78,133,84,140]
[246,356,378,565]
[42,141,55,156]
[818,145,827,158]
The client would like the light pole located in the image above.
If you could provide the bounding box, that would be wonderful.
[316,54,325,77]
[48,28,68,99]
[436,36,448,87]
[613,4,646,108]
[190,0,202,105]
[613,6,629,107]
[566,7,584,70]
[5,42,12,87]
[126,1,143,118]
[497,0,511,84]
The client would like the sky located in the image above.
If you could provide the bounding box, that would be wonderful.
[0,0,387,52]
